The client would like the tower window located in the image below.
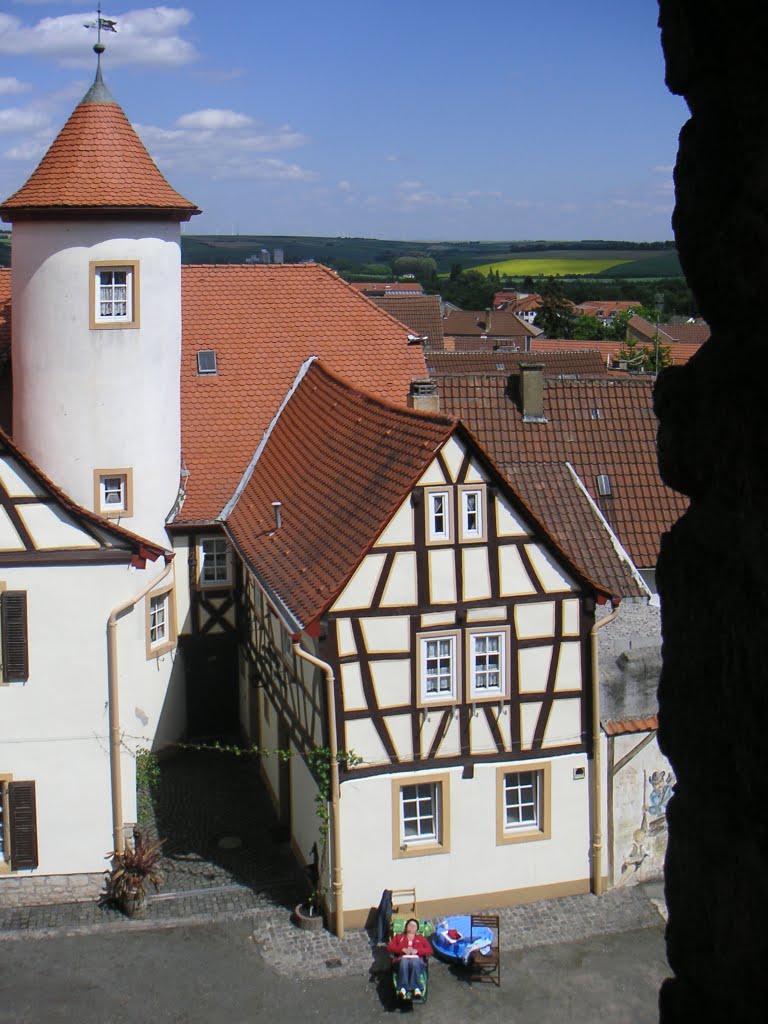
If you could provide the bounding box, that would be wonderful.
[90,261,140,329]
[94,468,133,518]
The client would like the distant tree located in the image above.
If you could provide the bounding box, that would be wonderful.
[522,276,535,292]
[616,336,672,374]
[392,256,438,285]
[441,270,497,310]
[572,314,607,340]
[450,262,463,282]
[533,278,576,339]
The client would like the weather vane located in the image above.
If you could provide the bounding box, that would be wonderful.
[83,2,117,67]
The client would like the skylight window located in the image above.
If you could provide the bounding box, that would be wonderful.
[590,407,601,420]
[596,474,612,497]
[197,350,218,375]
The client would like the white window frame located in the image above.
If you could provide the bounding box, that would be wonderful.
[145,586,176,659]
[425,487,452,543]
[467,626,510,701]
[90,260,140,329]
[459,485,486,541]
[0,776,9,872]
[392,773,451,858]
[496,763,551,845]
[198,536,232,587]
[94,468,133,519]
[418,631,459,705]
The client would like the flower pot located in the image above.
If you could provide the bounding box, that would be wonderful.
[293,902,324,932]
[120,885,146,919]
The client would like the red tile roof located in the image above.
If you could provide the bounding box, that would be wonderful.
[629,315,710,347]
[442,309,535,338]
[508,462,645,598]
[435,374,687,570]
[369,294,444,347]
[178,264,428,524]
[224,360,615,627]
[603,715,658,736]
[574,301,641,317]
[428,349,608,377]
[0,75,199,221]
[349,282,424,294]
[224,360,456,627]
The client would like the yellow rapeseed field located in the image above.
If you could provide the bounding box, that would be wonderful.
[471,257,635,276]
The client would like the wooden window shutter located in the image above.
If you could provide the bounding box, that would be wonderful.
[9,780,38,870]
[1,590,28,682]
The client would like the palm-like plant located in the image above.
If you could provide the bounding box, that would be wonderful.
[104,829,163,915]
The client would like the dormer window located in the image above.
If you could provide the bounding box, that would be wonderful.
[90,261,140,329]
[197,350,218,375]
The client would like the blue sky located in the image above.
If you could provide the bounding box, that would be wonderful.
[0,1,688,240]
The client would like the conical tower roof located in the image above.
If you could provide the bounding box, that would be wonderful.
[0,68,200,222]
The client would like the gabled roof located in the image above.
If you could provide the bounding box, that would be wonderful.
[0,430,168,566]
[442,309,537,338]
[223,360,616,629]
[435,374,687,570]
[427,349,608,377]
[575,301,641,317]
[177,264,428,524]
[0,70,199,222]
[369,294,444,347]
[223,360,456,627]
[629,314,710,347]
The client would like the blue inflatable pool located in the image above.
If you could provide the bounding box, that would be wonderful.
[431,915,494,963]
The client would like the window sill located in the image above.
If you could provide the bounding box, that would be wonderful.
[395,841,449,859]
[147,639,176,661]
[496,827,550,846]
[91,321,140,331]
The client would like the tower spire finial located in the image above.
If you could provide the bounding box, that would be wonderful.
[84,2,117,73]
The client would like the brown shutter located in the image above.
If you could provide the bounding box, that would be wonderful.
[2,591,28,682]
[9,780,38,870]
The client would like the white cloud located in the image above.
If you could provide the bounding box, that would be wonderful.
[135,114,315,182]
[0,106,49,134]
[0,77,30,95]
[175,109,253,130]
[336,179,352,191]
[397,179,422,190]
[653,164,674,173]
[0,7,198,68]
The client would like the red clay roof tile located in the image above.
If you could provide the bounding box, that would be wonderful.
[178,264,428,524]
[0,86,199,220]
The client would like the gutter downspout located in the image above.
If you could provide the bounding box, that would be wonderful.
[107,556,174,854]
[590,597,621,896]
[292,641,343,939]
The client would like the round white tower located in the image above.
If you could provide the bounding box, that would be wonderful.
[0,65,200,546]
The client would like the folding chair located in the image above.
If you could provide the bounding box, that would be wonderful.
[390,887,418,934]
[467,913,500,987]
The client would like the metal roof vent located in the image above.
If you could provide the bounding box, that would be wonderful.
[596,474,612,497]
[271,501,282,530]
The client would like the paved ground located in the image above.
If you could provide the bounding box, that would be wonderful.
[0,747,670,994]
[0,916,668,1024]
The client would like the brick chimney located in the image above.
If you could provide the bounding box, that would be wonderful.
[408,379,439,413]
[519,363,546,422]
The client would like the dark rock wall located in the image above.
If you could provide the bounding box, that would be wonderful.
[656,2,768,1019]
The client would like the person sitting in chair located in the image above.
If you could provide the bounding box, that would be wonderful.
[387,918,432,998]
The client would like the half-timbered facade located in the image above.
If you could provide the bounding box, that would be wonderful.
[222,358,616,924]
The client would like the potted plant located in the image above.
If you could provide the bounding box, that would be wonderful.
[103,828,164,918]
[293,850,325,931]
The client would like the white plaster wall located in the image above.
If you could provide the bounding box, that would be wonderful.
[259,693,280,804]
[0,558,175,874]
[291,746,323,872]
[11,220,182,546]
[611,732,672,887]
[339,755,591,914]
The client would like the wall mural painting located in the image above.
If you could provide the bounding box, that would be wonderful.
[617,768,674,886]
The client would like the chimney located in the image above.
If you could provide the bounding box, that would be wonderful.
[519,363,546,422]
[408,379,440,413]
[271,500,282,530]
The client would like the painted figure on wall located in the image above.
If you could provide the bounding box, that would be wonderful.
[617,767,675,885]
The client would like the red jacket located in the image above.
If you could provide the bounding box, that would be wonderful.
[387,932,432,958]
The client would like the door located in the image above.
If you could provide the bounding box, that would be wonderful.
[182,634,239,740]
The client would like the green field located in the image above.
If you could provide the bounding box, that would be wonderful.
[471,256,635,276]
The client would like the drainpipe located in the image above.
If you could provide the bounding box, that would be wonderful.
[292,641,344,939]
[107,555,174,854]
[590,596,621,896]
